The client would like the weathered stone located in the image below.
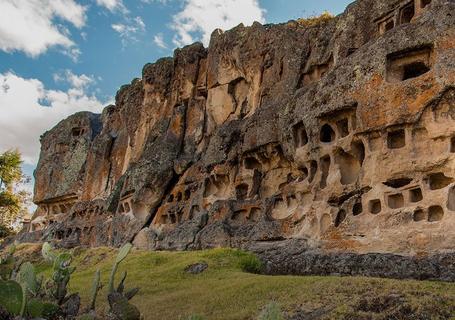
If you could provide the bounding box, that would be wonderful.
[20,0,455,279]
[184,262,208,274]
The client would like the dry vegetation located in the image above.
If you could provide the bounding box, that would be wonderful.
[295,11,335,27]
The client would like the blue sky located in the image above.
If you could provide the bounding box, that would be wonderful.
[0,0,352,193]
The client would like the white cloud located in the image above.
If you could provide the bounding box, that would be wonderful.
[0,72,106,165]
[0,0,86,58]
[153,34,168,49]
[95,0,128,13]
[112,16,146,45]
[172,0,265,47]
[53,70,95,89]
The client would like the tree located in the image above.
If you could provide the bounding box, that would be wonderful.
[0,150,30,235]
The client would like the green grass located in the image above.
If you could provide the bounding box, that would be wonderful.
[12,244,455,320]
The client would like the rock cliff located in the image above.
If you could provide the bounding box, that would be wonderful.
[22,0,455,269]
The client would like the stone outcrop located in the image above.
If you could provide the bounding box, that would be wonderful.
[23,0,455,267]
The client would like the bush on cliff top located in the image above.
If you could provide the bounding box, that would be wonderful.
[296,11,334,27]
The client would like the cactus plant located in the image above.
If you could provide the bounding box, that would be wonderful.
[0,245,16,280]
[51,253,76,305]
[16,262,41,297]
[0,280,24,316]
[41,242,56,263]
[89,269,101,311]
[103,243,141,319]
[108,292,141,320]
[108,243,132,293]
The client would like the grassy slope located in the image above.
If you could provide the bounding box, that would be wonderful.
[13,244,455,320]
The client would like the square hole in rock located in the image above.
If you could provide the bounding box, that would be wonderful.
[387,129,406,149]
[428,205,444,222]
[409,188,423,203]
[386,46,433,82]
[400,3,415,24]
[413,209,426,222]
[369,199,382,214]
[320,124,336,143]
[426,172,453,190]
[385,20,394,32]
[388,193,404,209]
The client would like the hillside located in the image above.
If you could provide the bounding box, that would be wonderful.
[12,244,455,320]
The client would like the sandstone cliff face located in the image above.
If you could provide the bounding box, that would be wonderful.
[26,0,455,256]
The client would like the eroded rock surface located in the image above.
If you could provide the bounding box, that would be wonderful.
[22,0,455,266]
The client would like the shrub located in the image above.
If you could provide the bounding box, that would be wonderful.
[258,302,284,320]
[296,11,334,27]
[187,315,205,320]
[0,225,14,239]
[238,253,263,274]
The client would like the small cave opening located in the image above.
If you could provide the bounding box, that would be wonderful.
[450,136,455,153]
[167,194,174,203]
[336,119,350,138]
[244,157,262,170]
[447,186,455,211]
[385,20,394,32]
[184,189,191,201]
[403,62,430,80]
[400,3,415,24]
[320,155,331,189]
[334,209,347,228]
[177,192,183,202]
[420,0,431,8]
[426,172,453,190]
[388,193,404,209]
[235,184,249,201]
[369,199,382,214]
[409,188,423,203]
[160,215,168,225]
[428,205,444,222]
[351,140,366,166]
[347,48,358,57]
[386,46,433,82]
[293,122,308,148]
[320,124,336,143]
[232,210,247,221]
[336,149,361,185]
[71,127,85,137]
[387,129,406,149]
[383,177,413,188]
[353,202,363,216]
[413,209,426,222]
[301,166,309,181]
